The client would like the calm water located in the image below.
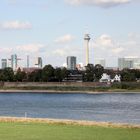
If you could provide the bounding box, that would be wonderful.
[0,92,140,124]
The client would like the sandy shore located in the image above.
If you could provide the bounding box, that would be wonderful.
[0,89,140,94]
[0,117,139,129]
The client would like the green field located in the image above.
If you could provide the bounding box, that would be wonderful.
[0,122,140,140]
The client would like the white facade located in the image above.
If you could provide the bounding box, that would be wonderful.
[100,73,121,83]
[100,73,111,82]
[111,75,121,82]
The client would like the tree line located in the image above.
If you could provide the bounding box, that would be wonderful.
[0,64,140,82]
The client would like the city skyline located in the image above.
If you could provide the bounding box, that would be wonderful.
[0,0,140,67]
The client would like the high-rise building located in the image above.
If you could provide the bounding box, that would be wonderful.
[8,54,21,71]
[1,59,7,69]
[67,56,76,70]
[84,34,90,66]
[118,57,140,70]
[35,57,43,68]
[11,54,18,71]
[94,59,106,68]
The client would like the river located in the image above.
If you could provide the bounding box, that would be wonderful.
[0,92,140,124]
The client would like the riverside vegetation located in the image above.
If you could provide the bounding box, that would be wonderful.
[0,64,140,92]
[0,82,140,92]
[0,64,140,82]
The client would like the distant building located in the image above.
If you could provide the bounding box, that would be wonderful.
[67,56,76,70]
[11,54,18,71]
[35,57,43,68]
[22,67,42,74]
[8,54,21,71]
[1,59,7,69]
[111,74,121,82]
[76,63,84,70]
[118,58,133,70]
[100,73,121,83]
[100,73,111,82]
[118,57,140,70]
[133,58,140,69]
[94,59,106,68]
[63,74,83,82]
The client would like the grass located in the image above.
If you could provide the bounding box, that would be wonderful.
[0,122,140,140]
[0,86,109,91]
[1,82,140,92]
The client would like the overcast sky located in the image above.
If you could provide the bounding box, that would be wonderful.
[0,0,140,67]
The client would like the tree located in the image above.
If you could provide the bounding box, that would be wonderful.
[54,68,62,82]
[84,64,95,82]
[2,67,14,81]
[130,69,140,79]
[121,69,136,82]
[28,70,42,82]
[61,67,69,81]
[0,70,5,81]
[14,68,27,82]
[94,64,104,81]
[104,69,116,79]
[42,65,54,82]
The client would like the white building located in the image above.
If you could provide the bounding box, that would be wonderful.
[100,73,111,82]
[100,73,121,83]
[111,74,121,82]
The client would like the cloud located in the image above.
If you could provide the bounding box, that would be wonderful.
[16,44,45,53]
[54,34,75,44]
[112,47,124,53]
[52,45,81,57]
[53,49,66,56]
[0,20,32,30]
[66,0,131,8]
[52,46,73,57]
[94,34,114,48]
[0,47,12,53]
[93,34,125,55]
[92,33,140,66]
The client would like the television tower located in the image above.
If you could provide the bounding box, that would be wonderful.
[84,34,90,66]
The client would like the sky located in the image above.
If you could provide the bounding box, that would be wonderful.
[0,0,140,68]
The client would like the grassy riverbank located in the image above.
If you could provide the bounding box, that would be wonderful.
[0,82,140,93]
[0,120,140,140]
[0,86,140,93]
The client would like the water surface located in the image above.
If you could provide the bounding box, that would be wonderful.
[0,92,140,124]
